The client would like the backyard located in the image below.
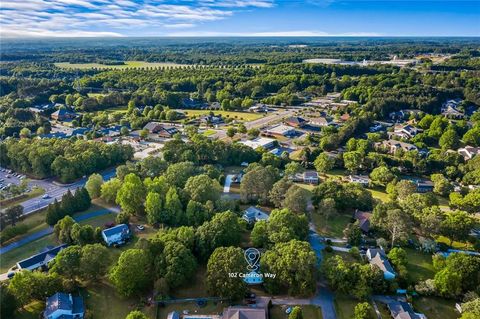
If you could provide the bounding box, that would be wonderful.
[311,211,352,238]
[334,295,376,319]
[270,305,323,319]
[181,110,263,122]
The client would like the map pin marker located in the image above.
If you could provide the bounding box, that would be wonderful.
[244,248,261,270]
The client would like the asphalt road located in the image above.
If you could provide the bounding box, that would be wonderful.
[14,169,116,217]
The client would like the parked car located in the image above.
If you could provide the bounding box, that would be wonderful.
[42,194,50,199]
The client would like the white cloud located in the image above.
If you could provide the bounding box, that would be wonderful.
[166,30,382,37]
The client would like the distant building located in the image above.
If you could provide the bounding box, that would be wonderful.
[17,244,67,271]
[442,99,464,119]
[339,113,351,122]
[240,137,276,150]
[353,210,372,233]
[182,98,207,109]
[44,292,84,319]
[308,116,331,127]
[50,108,78,121]
[458,146,480,161]
[380,139,418,154]
[102,224,130,246]
[264,124,297,137]
[143,122,179,138]
[222,306,267,319]
[348,175,370,187]
[405,178,434,193]
[167,312,180,319]
[284,116,307,128]
[243,206,269,224]
[387,301,424,319]
[391,124,421,139]
[366,248,396,280]
[201,114,223,125]
[249,104,270,113]
[303,171,320,184]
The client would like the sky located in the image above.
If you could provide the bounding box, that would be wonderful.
[0,0,479,38]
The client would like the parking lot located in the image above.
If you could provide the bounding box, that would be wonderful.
[0,167,27,191]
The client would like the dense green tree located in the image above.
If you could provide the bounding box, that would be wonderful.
[164,187,183,225]
[164,161,197,188]
[145,192,163,225]
[8,271,62,306]
[269,177,293,208]
[80,244,110,280]
[125,311,148,319]
[343,151,363,173]
[288,306,303,319]
[240,164,278,204]
[100,178,122,203]
[369,166,394,186]
[156,241,197,288]
[50,245,82,280]
[261,240,317,296]
[206,246,247,299]
[441,210,475,245]
[53,215,76,244]
[0,284,17,319]
[282,185,310,214]
[184,174,221,203]
[353,302,372,319]
[85,173,104,199]
[195,211,242,260]
[110,249,152,297]
[185,200,209,226]
[116,173,146,215]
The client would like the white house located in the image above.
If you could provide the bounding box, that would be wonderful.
[348,175,370,187]
[366,248,396,280]
[102,224,130,246]
[17,244,67,271]
[458,146,480,161]
[391,124,421,139]
[240,137,276,150]
[242,206,269,224]
[44,293,84,319]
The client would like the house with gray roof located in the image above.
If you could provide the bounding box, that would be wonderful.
[44,292,84,319]
[387,301,424,319]
[101,224,130,246]
[366,248,396,280]
[243,206,269,224]
[17,244,67,271]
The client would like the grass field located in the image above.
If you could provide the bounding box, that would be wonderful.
[158,301,224,319]
[312,212,352,238]
[55,61,190,70]
[413,296,459,319]
[334,295,376,319]
[404,248,435,284]
[270,305,323,319]
[181,109,263,122]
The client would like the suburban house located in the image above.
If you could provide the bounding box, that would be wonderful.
[458,146,480,161]
[308,116,331,127]
[44,292,84,319]
[240,137,276,150]
[101,224,131,246]
[380,139,418,154]
[182,98,207,109]
[353,210,372,233]
[223,306,267,319]
[243,206,269,224]
[404,178,434,193]
[285,116,307,128]
[17,244,67,271]
[303,171,320,184]
[50,108,78,121]
[387,301,425,319]
[201,114,223,125]
[366,248,396,280]
[391,124,421,139]
[263,124,297,137]
[348,175,370,187]
[442,99,464,119]
[143,122,179,138]
[249,104,270,113]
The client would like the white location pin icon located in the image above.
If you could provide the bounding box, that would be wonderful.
[244,248,261,270]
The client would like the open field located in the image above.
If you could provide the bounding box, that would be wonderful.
[270,305,323,319]
[55,61,191,70]
[413,296,459,319]
[181,109,263,121]
[312,212,352,238]
[404,248,435,284]
[158,301,225,319]
[334,295,376,319]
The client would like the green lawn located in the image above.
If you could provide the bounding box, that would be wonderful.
[0,234,56,272]
[436,235,475,250]
[368,188,390,203]
[203,129,217,136]
[312,212,352,238]
[84,281,157,319]
[181,109,263,122]
[270,305,322,319]
[404,248,435,284]
[55,61,191,70]
[158,301,224,319]
[334,295,376,319]
[413,296,459,319]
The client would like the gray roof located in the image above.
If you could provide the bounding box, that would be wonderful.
[44,293,84,317]
[387,301,421,319]
[102,224,129,238]
[223,306,267,319]
[17,244,67,269]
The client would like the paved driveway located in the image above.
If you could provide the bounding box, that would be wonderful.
[223,175,234,193]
